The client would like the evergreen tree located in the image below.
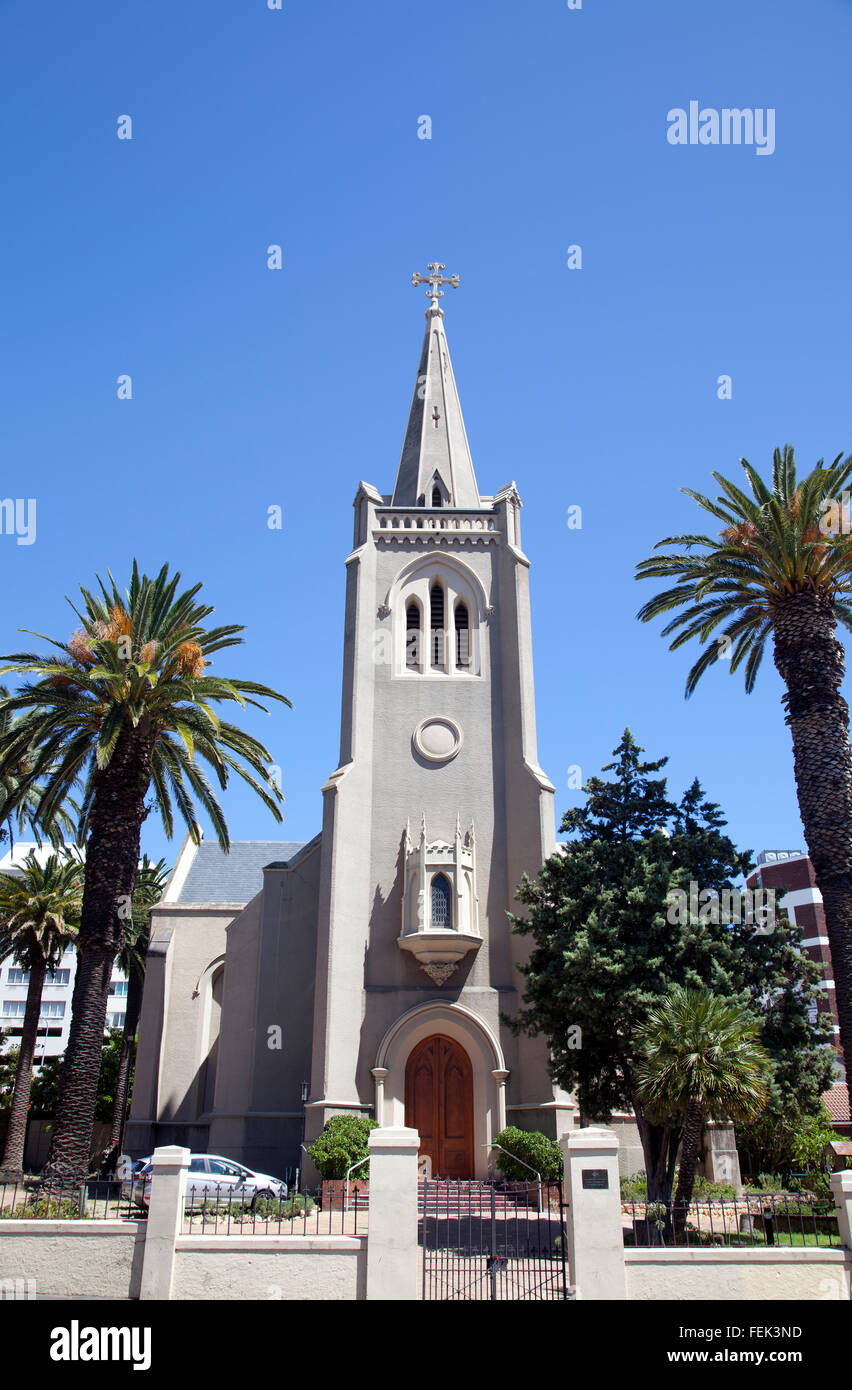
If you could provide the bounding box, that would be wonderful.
[507,729,832,1202]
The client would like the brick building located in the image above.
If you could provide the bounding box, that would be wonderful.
[746,849,849,1136]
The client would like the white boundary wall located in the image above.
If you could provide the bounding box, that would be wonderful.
[173,1236,366,1300]
[0,1220,145,1299]
[625,1247,851,1301]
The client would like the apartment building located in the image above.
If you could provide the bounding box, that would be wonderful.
[0,842,128,1064]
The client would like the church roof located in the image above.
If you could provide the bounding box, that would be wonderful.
[166,839,311,905]
[392,281,481,509]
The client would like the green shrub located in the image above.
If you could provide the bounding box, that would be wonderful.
[252,1194,315,1219]
[307,1114,378,1180]
[738,1105,841,1184]
[0,1196,83,1220]
[690,1176,737,1200]
[744,1172,787,1193]
[620,1172,647,1200]
[492,1127,562,1182]
[790,1109,843,1173]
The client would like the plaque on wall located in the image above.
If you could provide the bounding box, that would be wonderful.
[581,1168,609,1189]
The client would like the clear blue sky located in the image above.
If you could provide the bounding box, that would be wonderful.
[2,0,850,870]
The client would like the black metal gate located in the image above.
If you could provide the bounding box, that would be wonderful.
[419,1179,570,1300]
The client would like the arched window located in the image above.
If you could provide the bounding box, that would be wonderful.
[431,873,452,928]
[431,485,442,508]
[406,602,421,669]
[430,582,445,669]
[396,559,483,678]
[455,602,469,670]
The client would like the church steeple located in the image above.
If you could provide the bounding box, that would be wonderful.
[391,264,481,509]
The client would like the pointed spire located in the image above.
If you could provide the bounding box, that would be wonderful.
[392,265,481,509]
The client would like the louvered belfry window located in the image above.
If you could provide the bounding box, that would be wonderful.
[432,485,442,507]
[406,602,421,669]
[455,602,470,669]
[430,582,445,669]
[431,873,452,928]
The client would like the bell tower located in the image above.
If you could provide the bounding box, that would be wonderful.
[304,267,576,1173]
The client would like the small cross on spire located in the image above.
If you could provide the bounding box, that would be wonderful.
[411,262,460,309]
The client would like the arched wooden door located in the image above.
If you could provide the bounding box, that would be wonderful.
[405,1034,474,1178]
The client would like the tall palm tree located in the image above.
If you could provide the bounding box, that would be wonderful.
[99,854,169,1173]
[634,986,770,1216]
[637,446,852,1116]
[0,853,83,1177]
[0,561,291,1182]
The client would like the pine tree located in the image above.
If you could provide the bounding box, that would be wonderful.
[507,729,832,1202]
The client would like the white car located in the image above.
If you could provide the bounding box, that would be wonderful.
[123,1153,288,1208]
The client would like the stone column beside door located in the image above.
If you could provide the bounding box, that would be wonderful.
[559,1126,627,1300]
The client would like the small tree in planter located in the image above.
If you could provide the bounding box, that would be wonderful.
[492,1127,563,1182]
[307,1115,378,1205]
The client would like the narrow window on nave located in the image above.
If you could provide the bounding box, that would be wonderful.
[455,601,470,670]
[430,582,445,669]
[431,873,452,928]
[406,602,421,669]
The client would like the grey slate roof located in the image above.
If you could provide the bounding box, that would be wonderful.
[175,840,310,904]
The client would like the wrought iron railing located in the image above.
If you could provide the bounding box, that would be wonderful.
[181,1184,368,1236]
[0,1174,147,1221]
[623,1193,841,1248]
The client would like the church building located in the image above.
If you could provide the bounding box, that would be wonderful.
[128,267,578,1178]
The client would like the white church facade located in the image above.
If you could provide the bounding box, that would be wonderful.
[128,267,578,1179]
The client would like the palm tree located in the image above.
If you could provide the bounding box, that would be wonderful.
[99,855,169,1174]
[0,561,290,1182]
[0,685,76,851]
[634,986,770,1221]
[0,852,83,1177]
[636,446,852,1117]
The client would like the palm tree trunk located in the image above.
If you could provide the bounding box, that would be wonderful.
[42,724,153,1185]
[102,968,142,1171]
[773,589,852,1117]
[673,1100,705,1212]
[0,955,47,1178]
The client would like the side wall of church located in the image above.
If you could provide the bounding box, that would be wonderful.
[209,845,322,1173]
[127,904,241,1156]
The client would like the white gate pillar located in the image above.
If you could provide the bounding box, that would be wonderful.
[139,1145,189,1301]
[559,1126,626,1300]
[366,1126,420,1300]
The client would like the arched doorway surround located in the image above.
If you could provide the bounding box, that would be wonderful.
[373,1001,508,1180]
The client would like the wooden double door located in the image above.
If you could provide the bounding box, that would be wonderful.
[405,1034,474,1178]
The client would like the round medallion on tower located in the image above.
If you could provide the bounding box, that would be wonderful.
[412,716,463,764]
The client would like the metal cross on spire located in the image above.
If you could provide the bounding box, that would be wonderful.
[411,262,460,307]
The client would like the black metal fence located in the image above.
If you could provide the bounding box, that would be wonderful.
[0,1174,369,1236]
[182,1184,368,1236]
[420,1179,570,1300]
[623,1193,841,1248]
[0,1174,148,1221]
